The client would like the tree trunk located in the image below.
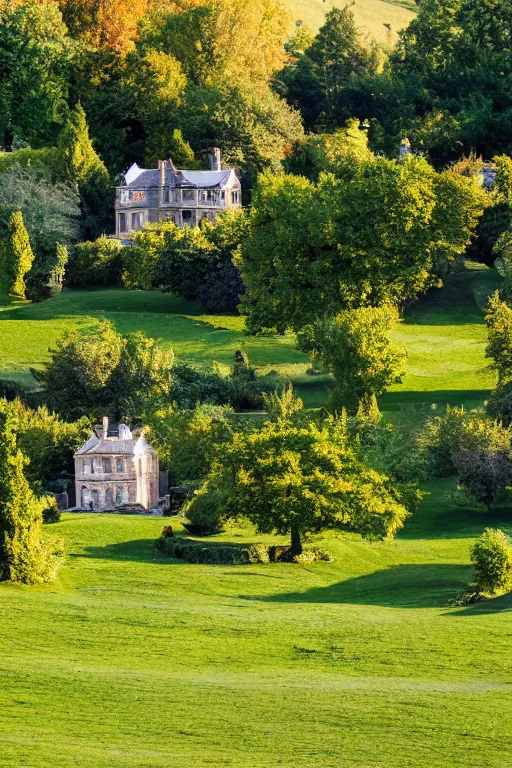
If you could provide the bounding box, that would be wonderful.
[290,524,302,557]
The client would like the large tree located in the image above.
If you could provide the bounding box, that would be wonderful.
[0,1,73,149]
[298,305,406,415]
[56,104,113,239]
[195,391,419,555]
[0,411,59,584]
[275,7,378,131]
[32,320,174,422]
[240,154,487,333]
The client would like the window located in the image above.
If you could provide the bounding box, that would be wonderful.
[119,213,127,233]
[102,458,112,473]
[120,189,129,203]
[130,190,145,202]
[105,487,114,507]
[201,189,215,202]
[148,210,159,223]
[220,191,226,202]
[116,486,128,504]
[90,459,95,474]
[182,210,193,223]
[231,191,240,205]
[116,457,124,473]
[92,490,100,507]
[131,212,143,230]
[182,189,195,202]
[163,188,170,203]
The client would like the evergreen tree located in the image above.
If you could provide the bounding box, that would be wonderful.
[56,103,113,239]
[0,411,59,584]
[5,211,34,299]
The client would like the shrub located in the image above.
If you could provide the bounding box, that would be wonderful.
[470,528,512,595]
[67,237,122,287]
[182,481,229,535]
[171,363,236,409]
[155,532,333,565]
[487,381,512,426]
[41,497,61,524]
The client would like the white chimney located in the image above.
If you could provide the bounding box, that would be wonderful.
[102,416,109,439]
[209,148,222,171]
[118,424,133,440]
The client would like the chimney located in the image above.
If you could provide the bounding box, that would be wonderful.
[208,148,222,171]
[102,416,109,439]
[118,424,133,440]
[158,159,166,187]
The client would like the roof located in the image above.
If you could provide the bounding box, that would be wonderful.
[74,433,155,457]
[123,164,238,190]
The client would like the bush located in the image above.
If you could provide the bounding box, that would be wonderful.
[470,528,512,595]
[67,237,123,287]
[487,381,512,426]
[182,481,229,535]
[155,531,333,565]
[171,363,236,409]
[41,497,61,524]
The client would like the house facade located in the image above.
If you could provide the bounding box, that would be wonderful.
[114,149,241,238]
[74,418,159,511]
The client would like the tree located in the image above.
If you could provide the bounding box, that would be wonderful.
[240,155,486,333]
[67,237,122,287]
[56,104,113,239]
[485,290,512,385]
[0,164,81,265]
[276,7,378,130]
[471,528,512,595]
[4,211,34,298]
[107,332,174,423]
[297,305,406,415]
[58,0,149,54]
[32,320,174,422]
[32,320,124,421]
[0,411,59,584]
[196,390,420,555]
[0,1,73,148]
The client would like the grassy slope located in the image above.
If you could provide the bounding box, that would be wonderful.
[0,262,498,410]
[282,0,415,43]
[1,264,511,767]
[1,487,512,768]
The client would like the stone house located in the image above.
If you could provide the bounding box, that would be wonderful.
[74,418,159,511]
[114,149,241,238]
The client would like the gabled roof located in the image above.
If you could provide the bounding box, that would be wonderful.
[74,433,155,457]
[122,164,238,190]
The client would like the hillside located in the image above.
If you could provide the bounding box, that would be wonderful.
[283,0,415,44]
[0,263,498,411]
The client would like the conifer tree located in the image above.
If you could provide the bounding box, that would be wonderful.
[0,412,59,584]
[5,211,35,299]
[56,103,113,239]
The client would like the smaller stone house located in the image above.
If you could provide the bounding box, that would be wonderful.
[74,418,159,511]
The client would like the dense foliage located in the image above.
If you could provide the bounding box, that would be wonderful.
[188,389,421,554]
[240,151,486,332]
[471,528,512,595]
[32,320,174,423]
[0,411,60,584]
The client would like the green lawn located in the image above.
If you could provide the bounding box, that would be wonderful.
[1,265,511,766]
[283,0,415,43]
[0,262,500,411]
[1,483,512,767]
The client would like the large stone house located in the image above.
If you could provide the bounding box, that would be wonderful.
[74,418,159,511]
[114,149,241,238]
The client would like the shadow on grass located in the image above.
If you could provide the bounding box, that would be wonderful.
[240,564,471,608]
[72,535,266,565]
[446,590,512,616]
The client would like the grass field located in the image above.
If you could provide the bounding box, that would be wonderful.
[283,0,415,44]
[0,262,498,410]
[1,484,512,767]
[1,264,510,767]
